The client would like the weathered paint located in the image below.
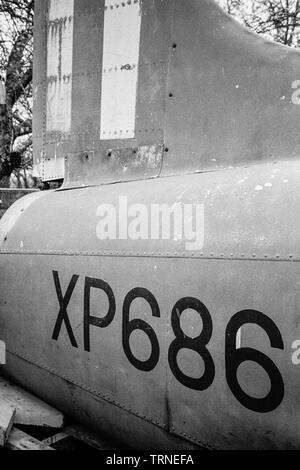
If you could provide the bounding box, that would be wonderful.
[3,0,300,450]
[162,0,300,175]
[33,0,171,183]
[100,0,142,140]
[34,0,300,186]
[46,0,74,133]
[0,161,300,449]
[40,0,75,181]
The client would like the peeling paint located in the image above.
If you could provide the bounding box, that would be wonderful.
[46,0,74,133]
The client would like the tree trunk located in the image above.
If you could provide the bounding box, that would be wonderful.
[0,103,13,176]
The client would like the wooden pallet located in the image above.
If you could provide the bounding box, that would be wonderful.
[6,423,118,451]
[0,378,119,450]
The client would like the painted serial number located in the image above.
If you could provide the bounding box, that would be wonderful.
[51,271,285,414]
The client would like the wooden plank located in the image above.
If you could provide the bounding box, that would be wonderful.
[0,400,15,446]
[6,427,54,450]
[0,378,64,428]
[41,431,69,448]
[64,424,117,450]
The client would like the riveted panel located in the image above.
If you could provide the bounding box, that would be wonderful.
[71,0,104,144]
[35,0,75,181]
[2,156,300,448]
[100,0,142,140]
[62,0,173,188]
[46,0,74,134]
[162,0,300,176]
[33,0,47,181]
[65,145,164,186]
[34,0,172,186]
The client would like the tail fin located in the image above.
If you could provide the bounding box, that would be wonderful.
[33,0,300,187]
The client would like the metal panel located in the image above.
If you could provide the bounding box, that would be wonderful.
[63,0,171,187]
[33,0,171,185]
[3,352,198,450]
[1,160,299,259]
[134,0,172,144]
[65,145,163,187]
[3,254,299,450]
[100,0,142,140]
[46,0,74,133]
[35,0,300,183]
[33,0,47,181]
[42,154,65,182]
[34,0,75,182]
[162,0,300,176]
[71,0,104,144]
[0,159,300,448]
[19,0,300,449]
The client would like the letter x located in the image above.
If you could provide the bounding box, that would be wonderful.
[52,271,79,348]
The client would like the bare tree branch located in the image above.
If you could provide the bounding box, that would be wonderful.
[0,0,33,177]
